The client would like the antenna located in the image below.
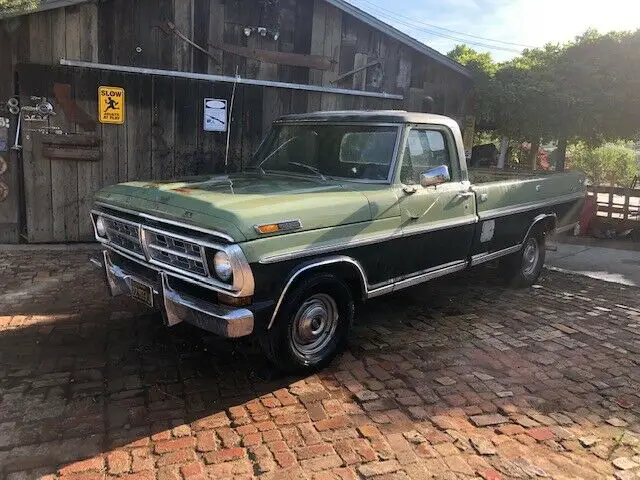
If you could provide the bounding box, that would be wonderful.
[224,66,239,171]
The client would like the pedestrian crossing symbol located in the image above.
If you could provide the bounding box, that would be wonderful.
[98,86,125,124]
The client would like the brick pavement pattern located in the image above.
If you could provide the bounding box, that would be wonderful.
[1,248,640,479]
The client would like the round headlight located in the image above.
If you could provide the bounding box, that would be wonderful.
[95,216,107,237]
[213,251,233,281]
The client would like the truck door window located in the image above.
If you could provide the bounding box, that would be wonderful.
[400,129,451,185]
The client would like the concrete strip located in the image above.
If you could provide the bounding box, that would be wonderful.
[547,243,640,286]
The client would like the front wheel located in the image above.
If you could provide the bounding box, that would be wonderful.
[260,273,354,373]
[500,230,546,287]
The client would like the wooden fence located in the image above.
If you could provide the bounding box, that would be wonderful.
[588,185,640,224]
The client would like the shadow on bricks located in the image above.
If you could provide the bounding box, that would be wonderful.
[1,249,639,479]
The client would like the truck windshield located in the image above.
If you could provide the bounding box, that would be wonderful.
[248,124,399,182]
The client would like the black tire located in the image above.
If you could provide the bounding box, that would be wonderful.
[260,273,354,374]
[499,229,546,288]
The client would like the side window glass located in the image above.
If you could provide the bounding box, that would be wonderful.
[400,129,451,184]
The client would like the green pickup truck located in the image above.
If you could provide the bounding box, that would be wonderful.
[90,111,586,372]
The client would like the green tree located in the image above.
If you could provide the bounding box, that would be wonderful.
[451,30,640,170]
[0,0,38,17]
[552,29,640,144]
[569,142,638,186]
[447,44,498,75]
[449,43,560,168]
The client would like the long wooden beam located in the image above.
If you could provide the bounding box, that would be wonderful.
[209,41,335,71]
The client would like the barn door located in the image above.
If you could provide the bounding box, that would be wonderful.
[18,63,103,243]
[22,132,101,242]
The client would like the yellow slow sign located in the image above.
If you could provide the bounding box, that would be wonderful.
[98,86,125,124]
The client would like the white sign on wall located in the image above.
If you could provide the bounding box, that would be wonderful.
[203,99,227,132]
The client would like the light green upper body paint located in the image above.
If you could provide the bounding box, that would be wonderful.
[94,116,586,266]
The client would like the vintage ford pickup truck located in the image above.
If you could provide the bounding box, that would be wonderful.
[90,111,586,372]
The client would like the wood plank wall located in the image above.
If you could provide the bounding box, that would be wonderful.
[0,0,472,243]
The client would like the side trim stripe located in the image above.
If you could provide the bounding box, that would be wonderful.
[259,216,476,265]
[477,192,584,220]
[471,245,521,267]
[260,193,583,265]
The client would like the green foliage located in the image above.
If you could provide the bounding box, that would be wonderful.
[0,0,38,17]
[551,29,640,143]
[448,45,498,75]
[569,142,638,186]
[449,29,640,171]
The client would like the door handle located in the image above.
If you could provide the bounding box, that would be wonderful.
[403,186,417,195]
[457,191,474,198]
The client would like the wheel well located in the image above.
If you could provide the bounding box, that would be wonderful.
[527,214,557,239]
[267,258,368,330]
[290,261,367,303]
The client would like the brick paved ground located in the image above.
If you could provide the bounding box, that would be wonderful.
[1,247,640,480]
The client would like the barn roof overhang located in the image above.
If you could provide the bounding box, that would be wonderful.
[2,0,471,80]
[325,0,471,79]
[0,0,89,19]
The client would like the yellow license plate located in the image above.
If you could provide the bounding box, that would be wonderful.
[130,280,153,308]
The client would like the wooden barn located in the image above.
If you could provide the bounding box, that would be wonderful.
[0,0,473,244]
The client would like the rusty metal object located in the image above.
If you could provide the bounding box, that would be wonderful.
[53,83,97,132]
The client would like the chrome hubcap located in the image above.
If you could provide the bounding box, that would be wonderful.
[291,293,338,360]
[522,237,540,277]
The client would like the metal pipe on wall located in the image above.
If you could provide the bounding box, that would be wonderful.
[59,59,404,100]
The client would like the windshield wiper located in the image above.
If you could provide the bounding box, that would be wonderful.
[288,162,326,180]
[256,136,300,172]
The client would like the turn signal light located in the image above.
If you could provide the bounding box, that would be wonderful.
[217,293,252,307]
[255,220,302,234]
[256,223,280,234]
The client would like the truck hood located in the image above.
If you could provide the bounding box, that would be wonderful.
[95,173,373,242]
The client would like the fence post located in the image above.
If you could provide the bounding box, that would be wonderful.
[623,185,630,221]
[608,176,615,219]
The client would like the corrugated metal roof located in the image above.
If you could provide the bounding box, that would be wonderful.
[325,0,471,79]
[2,0,470,78]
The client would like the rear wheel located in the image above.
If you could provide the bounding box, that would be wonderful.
[500,229,546,287]
[260,273,354,373]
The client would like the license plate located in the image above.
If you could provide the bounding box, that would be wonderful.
[130,280,153,308]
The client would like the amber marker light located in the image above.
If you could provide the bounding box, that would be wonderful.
[256,224,280,234]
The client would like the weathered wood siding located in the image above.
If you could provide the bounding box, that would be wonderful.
[0,0,472,243]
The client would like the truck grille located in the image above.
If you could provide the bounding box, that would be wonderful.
[103,217,144,255]
[94,211,217,281]
[145,231,208,276]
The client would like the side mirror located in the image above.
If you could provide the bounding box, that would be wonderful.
[420,165,450,187]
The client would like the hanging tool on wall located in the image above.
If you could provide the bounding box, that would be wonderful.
[160,21,221,66]
[332,60,383,84]
[10,96,57,150]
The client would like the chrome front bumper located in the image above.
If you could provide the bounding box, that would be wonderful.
[93,250,254,338]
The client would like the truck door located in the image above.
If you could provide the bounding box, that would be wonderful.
[394,125,476,279]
